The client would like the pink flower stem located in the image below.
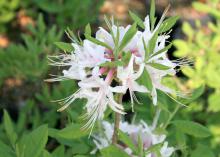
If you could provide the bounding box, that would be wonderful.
[99,67,107,75]
[104,68,115,85]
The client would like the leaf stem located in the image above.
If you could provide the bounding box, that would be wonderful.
[152,108,161,129]
[163,104,181,129]
[112,93,123,145]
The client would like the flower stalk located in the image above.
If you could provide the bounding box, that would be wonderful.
[112,93,123,145]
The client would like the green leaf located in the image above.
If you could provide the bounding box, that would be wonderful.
[142,38,149,60]
[172,120,211,138]
[179,85,204,104]
[146,30,159,59]
[193,2,212,13]
[84,23,91,36]
[52,146,65,157]
[42,150,52,157]
[208,91,220,112]
[65,27,81,45]
[137,69,153,91]
[3,109,17,147]
[182,22,194,40]
[118,130,137,154]
[37,14,46,34]
[72,142,90,154]
[159,16,179,33]
[191,144,215,157]
[54,42,74,52]
[147,63,171,70]
[118,23,137,52]
[193,2,220,19]
[103,15,112,31]
[122,51,132,65]
[145,143,163,155]
[175,130,186,148]
[0,141,16,157]
[150,43,172,58]
[150,0,156,30]
[129,11,145,29]
[49,123,88,140]
[100,145,130,157]
[100,61,125,68]
[104,15,117,46]
[85,34,112,50]
[17,125,48,157]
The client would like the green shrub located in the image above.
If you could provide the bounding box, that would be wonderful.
[174,1,220,154]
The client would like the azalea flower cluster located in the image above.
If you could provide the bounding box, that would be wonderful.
[49,12,185,129]
[92,120,174,157]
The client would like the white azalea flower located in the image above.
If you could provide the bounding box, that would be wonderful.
[48,7,187,131]
[57,68,125,130]
[73,40,109,68]
[133,14,186,105]
[79,70,125,130]
[92,120,174,157]
[116,54,148,109]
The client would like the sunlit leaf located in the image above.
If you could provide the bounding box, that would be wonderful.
[172,120,211,138]
[17,125,48,157]
[118,23,137,52]
[3,110,17,147]
[159,16,179,33]
[150,43,172,58]
[129,11,145,29]
[101,145,130,157]
[137,69,153,91]
[147,63,171,70]
[54,42,74,52]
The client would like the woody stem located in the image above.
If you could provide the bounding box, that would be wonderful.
[112,93,123,145]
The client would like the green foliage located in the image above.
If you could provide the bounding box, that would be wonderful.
[0,15,62,84]
[0,141,16,157]
[54,42,74,52]
[172,120,211,138]
[3,110,17,147]
[17,125,48,157]
[129,11,145,29]
[100,145,130,157]
[191,144,215,157]
[173,1,220,155]
[118,23,137,52]
[33,0,104,30]
[159,16,179,33]
[0,0,20,32]
[0,14,91,156]
[49,124,88,140]
[137,69,153,91]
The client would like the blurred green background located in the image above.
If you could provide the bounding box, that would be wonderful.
[0,0,220,156]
